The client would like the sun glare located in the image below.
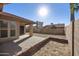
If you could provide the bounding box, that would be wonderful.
[38,7,48,17]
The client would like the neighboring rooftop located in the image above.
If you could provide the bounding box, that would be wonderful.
[44,24,65,28]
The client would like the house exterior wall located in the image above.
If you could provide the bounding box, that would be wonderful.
[66,20,79,56]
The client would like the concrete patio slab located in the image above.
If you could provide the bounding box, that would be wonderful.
[0,33,66,56]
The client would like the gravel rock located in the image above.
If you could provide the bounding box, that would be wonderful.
[33,41,71,56]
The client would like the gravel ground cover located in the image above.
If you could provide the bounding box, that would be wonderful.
[33,41,71,56]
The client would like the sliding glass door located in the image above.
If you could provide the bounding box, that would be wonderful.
[9,21,16,37]
[0,20,8,38]
[0,20,17,38]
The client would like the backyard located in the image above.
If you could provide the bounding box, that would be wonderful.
[33,40,70,56]
[0,33,71,56]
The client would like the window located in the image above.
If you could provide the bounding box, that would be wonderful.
[0,20,8,38]
[0,21,8,29]
[10,30,15,36]
[0,20,17,38]
[10,21,16,29]
[10,21,16,37]
[0,30,8,38]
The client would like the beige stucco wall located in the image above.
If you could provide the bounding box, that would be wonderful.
[66,20,79,56]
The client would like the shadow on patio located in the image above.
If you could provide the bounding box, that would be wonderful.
[0,41,22,56]
[16,36,31,44]
[0,35,31,56]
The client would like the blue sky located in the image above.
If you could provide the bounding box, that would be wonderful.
[3,3,79,26]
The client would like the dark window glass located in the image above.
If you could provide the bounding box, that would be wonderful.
[0,30,8,38]
[0,21,8,38]
[10,22,16,37]
[0,21,8,29]
[10,30,15,36]
[10,22,16,29]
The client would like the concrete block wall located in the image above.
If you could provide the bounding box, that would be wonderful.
[65,23,72,55]
[66,20,79,56]
[32,27,65,35]
[74,20,79,55]
[41,28,65,35]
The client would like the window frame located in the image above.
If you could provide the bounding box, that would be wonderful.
[0,20,8,38]
[9,21,17,37]
[0,19,17,39]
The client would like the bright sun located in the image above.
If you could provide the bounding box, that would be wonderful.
[38,7,48,17]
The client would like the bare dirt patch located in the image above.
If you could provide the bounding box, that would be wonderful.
[33,41,71,56]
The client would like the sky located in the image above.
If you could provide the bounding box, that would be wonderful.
[3,3,79,26]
